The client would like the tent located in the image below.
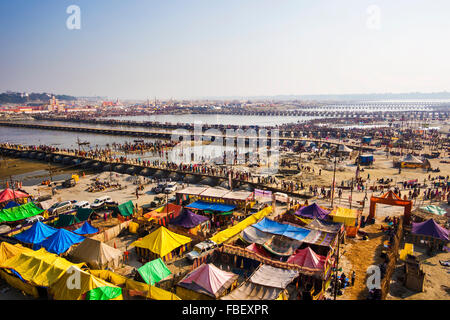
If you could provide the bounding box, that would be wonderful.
[54,214,81,228]
[337,144,352,154]
[114,200,134,217]
[69,238,123,269]
[330,207,358,226]
[75,207,94,222]
[245,243,271,258]
[287,247,327,271]
[240,226,273,245]
[186,200,236,213]
[0,188,29,204]
[3,201,20,209]
[72,221,99,235]
[131,226,192,260]
[177,263,238,299]
[143,203,183,226]
[249,264,299,289]
[411,219,449,241]
[137,258,172,285]
[220,281,284,300]
[170,209,209,229]
[294,203,330,220]
[14,221,58,245]
[419,205,446,217]
[0,242,32,265]
[305,218,343,234]
[0,202,44,223]
[400,154,423,168]
[35,228,85,255]
[251,218,311,242]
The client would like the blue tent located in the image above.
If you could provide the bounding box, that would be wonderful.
[3,201,20,209]
[35,228,85,255]
[185,200,236,213]
[72,221,99,235]
[252,218,311,241]
[14,221,58,245]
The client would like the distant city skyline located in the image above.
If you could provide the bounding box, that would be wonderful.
[1,0,449,100]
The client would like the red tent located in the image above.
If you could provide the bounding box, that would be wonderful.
[287,247,326,270]
[0,188,29,204]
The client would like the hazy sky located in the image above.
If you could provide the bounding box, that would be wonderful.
[1,0,449,99]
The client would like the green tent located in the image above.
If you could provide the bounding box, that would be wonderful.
[0,202,44,223]
[115,200,134,217]
[86,286,122,300]
[75,208,93,222]
[137,258,172,285]
[204,210,233,216]
[54,214,81,228]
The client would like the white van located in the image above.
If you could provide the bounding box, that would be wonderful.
[90,196,113,209]
[73,200,90,209]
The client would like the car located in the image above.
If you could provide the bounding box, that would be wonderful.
[73,200,90,209]
[186,240,218,262]
[48,201,74,215]
[164,182,178,194]
[24,215,45,225]
[152,184,166,194]
[90,196,114,210]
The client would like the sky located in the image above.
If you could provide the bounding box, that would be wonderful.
[0,0,449,100]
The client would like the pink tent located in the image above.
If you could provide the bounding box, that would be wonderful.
[0,188,29,204]
[178,263,238,298]
[287,247,326,270]
[245,243,271,258]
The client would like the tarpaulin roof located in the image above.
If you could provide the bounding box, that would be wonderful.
[3,201,20,209]
[131,226,191,257]
[240,226,273,245]
[0,188,29,203]
[401,154,423,164]
[178,263,238,298]
[14,221,58,244]
[138,258,172,286]
[330,207,358,226]
[305,218,343,234]
[69,238,122,269]
[0,248,86,288]
[75,208,93,222]
[301,229,338,248]
[186,200,236,213]
[263,235,301,256]
[210,206,272,244]
[49,266,122,300]
[115,200,134,217]
[0,202,44,223]
[220,281,282,300]
[144,203,183,220]
[245,243,271,258]
[72,221,99,235]
[35,228,85,255]
[287,247,326,270]
[249,264,299,289]
[411,219,449,241]
[419,205,447,216]
[54,214,81,228]
[170,209,209,229]
[0,242,32,265]
[252,218,311,242]
[294,203,330,220]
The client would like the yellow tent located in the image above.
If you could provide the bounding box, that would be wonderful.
[130,226,191,258]
[0,242,33,264]
[49,266,123,300]
[210,206,272,244]
[330,207,357,226]
[0,248,86,288]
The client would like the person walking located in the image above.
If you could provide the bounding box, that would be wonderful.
[351,271,356,286]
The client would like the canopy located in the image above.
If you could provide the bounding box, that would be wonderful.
[35,228,85,255]
[49,266,122,300]
[330,207,358,226]
[263,235,301,256]
[240,226,273,245]
[131,226,191,257]
[0,242,32,265]
[210,206,272,244]
[178,263,238,298]
[0,248,86,288]
[55,214,81,228]
[144,203,183,220]
[14,221,58,244]
[115,200,134,217]
[305,218,343,234]
[245,243,271,258]
[3,201,20,209]
[186,200,236,213]
[0,202,44,223]
[419,205,446,217]
[249,264,299,289]
[69,238,123,269]
[287,247,326,270]
[220,281,282,300]
[75,208,93,222]
[72,221,99,235]
[138,258,172,285]
[0,188,29,204]
[411,219,449,241]
[170,209,209,229]
[294,203,330,220]
[401,154,423,164]
[252,218,311,242]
